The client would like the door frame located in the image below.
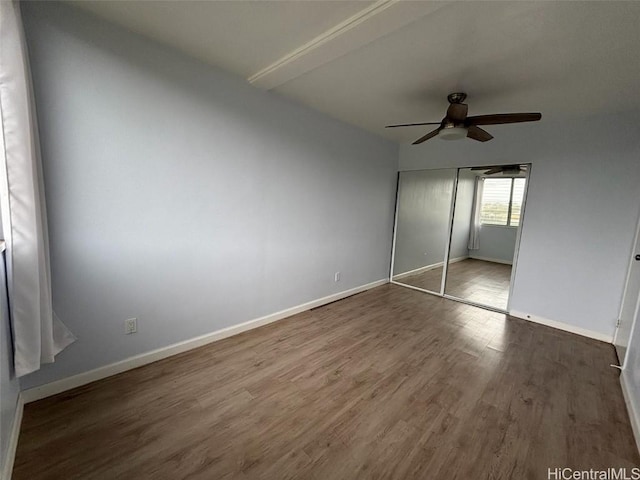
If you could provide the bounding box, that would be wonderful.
[613,209,640,367]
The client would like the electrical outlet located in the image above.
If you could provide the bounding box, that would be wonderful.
[125,318,137,335]
[334,272,341,282]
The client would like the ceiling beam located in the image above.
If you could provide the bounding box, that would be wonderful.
[248,0,448,90]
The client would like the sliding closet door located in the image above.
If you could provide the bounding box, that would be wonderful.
[444,165,529,311]
[391,169,456,294]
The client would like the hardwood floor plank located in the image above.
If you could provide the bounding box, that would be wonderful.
[396,258,512,310]
[13,284,639,479]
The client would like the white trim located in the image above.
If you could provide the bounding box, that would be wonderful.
[393,256,468,280]
[390,280,439,296]
[443,294,507,314]
[620,369,640,455]
[509,310,613,343]
[21,278,388,404]
[613,208,640,365]
[249,0,396,86]
[468,255,513,266]
[388,172,400,285]
[479,224,519,230]
[449,255,469,265]
[507,165,531,312]
[441,171,459,295]
[248,1,447,89]
[1,394,23,480]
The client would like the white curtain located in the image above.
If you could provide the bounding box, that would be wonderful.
[0,1,75,377]
[467,177,483,250]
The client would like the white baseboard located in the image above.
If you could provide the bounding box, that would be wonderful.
[620,370,640,455]
[393,256,468,280]
[509,310,613,343]
[1,394,23,480]
[450,256,468,264]
[21,278,388,404]
[468,255,513,265]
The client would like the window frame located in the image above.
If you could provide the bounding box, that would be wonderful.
[479,176,525,228]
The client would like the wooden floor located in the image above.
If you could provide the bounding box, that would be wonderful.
[396,258,512,310]
[14,285,639,479]
[394,266,444,293]
[446,259,511,310]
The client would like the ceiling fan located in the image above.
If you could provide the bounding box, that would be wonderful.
[386,93,541,145]
[471,164,527,176]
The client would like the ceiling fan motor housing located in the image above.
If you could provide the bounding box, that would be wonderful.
[439,124,467,140]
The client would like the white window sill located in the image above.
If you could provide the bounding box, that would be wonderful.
[480,224,519,229]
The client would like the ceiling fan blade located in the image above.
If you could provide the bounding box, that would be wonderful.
[466,113,542,126]
[483,167,503,175]
[467,125,493,142]
[413,127,441,145]
[385,122,441,128]
[446,103,468,122]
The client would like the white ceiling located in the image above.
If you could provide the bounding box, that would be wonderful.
[68,1,640,144]
[69,0,373,77]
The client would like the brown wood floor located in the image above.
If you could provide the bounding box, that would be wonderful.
[396,258,511,310]
[446,258,511,310]
[14,284,639,479]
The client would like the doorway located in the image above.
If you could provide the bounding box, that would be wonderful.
[390,164,530,313]
[614,212,640,365]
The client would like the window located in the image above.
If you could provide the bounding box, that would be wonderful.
[479,177,526,226]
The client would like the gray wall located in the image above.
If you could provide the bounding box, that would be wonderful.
[0,253,20,473]
[20,2,398,389]
[400,113,640,337]
[392,169,455,276]
[470,225,517,264]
